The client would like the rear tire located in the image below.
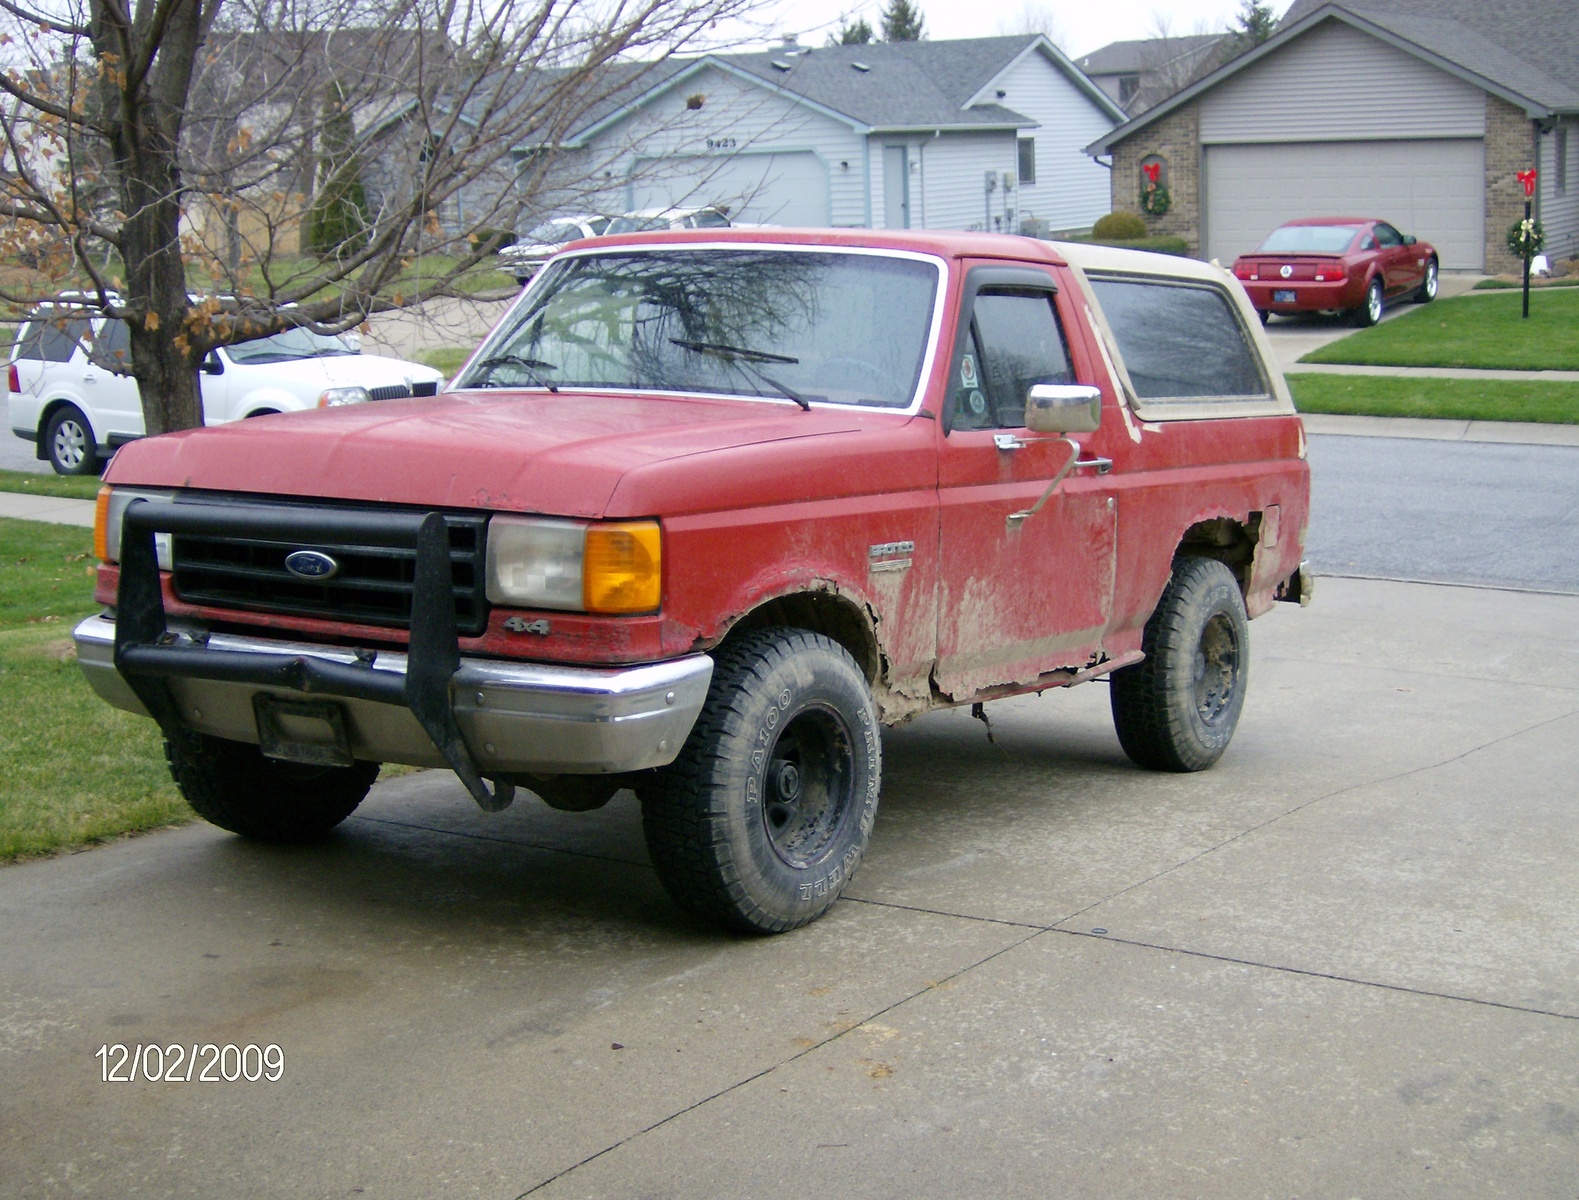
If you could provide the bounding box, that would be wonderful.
[640,628,880,934]
[1110,557,1249,773]
[1353,277,1384,327]
[167,732,377,843]
[44,404,100,475]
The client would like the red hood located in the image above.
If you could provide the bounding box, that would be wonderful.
[103,389,873,518]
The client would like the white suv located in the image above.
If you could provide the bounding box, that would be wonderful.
[7,305,446,474]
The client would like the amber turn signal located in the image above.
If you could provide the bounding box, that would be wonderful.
[583,521,662,613]
[93,485,113,562]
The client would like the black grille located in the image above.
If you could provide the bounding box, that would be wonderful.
[412,380,439,397]
[170,508,488,635]
[368,384,413,402]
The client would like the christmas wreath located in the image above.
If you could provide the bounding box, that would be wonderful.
[1506,216,1544,259]
[1139,160,1170,216]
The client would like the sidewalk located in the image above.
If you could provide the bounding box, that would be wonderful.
[0,491,95,526]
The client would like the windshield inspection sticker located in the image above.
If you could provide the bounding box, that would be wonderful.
[960,353,979,389]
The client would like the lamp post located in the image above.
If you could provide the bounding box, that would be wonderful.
[1517,169,1538,319]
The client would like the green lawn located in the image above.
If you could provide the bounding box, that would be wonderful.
[0,518,191,862]
[1300,288,1579,370]
[0,468,103,500]
[1287,373,1579,424]
[417,346,474,376]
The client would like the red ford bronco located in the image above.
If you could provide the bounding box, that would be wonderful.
[76,229,1311,933]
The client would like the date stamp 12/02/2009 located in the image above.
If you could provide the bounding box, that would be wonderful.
[97,1043,284,1083]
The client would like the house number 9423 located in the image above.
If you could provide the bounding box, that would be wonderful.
[706,137,737,150]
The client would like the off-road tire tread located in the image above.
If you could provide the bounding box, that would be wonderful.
[1109,557,1248,773]
[640,627,876,935]
[167,733,377,843]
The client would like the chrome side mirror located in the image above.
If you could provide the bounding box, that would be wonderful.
[1025,384,1101,434]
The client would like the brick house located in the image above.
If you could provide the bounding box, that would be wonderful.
[1085,0,1579,273]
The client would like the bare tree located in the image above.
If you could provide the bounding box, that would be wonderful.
[992,3,1066,51]
[0,0,757,435]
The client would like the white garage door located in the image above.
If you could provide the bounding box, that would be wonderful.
[629,151,830,226]
[1204,139,1484,269]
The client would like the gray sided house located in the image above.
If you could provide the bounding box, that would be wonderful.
[1086,0,1579,272]
[497,36,1124,236]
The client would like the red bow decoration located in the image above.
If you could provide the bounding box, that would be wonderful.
[1141,162,1161,184]
[1517,169,1537,197]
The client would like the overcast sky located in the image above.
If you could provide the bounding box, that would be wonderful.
[744,0,1290,59]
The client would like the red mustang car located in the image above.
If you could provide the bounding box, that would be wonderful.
[1232,217,1438,327]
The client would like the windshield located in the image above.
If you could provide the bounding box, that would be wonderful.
[605,214,671,235]
[459,248,940,409]
[1256,225,1359,254]
[224,327,359,364]
[524,220,587,246]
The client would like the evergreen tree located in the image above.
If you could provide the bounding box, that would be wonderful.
[880,0,925,41]
[828,16,874,45]
[1231,0,1276,51]
[306,82,371,261]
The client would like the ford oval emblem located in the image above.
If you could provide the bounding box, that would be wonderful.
[284,550,340,580]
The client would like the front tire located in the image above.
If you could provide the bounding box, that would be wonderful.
[1110,557,1249,773]
[1413,257,1439,303]
[44,404,100,475]
[167,733,378,843]
[640,628,881,934]
[1353,277,1384,327]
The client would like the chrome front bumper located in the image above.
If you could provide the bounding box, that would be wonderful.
[74,614,712,775]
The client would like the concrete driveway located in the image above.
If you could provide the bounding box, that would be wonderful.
[3,575,1577,1198]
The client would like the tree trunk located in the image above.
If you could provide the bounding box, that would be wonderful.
[93,0,215,434]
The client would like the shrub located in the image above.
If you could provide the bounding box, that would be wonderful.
[1092,211,1148,241]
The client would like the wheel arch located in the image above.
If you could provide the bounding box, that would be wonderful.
[38,395,96,439]
[1176,516,1260,596]
[717,589,882,685]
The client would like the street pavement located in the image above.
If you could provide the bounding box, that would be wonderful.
[2,575,1576,1198]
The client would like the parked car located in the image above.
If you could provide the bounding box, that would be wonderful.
[76,230,1310,933]
[604,205,732,235]
[1232,217,1438,326]
[7,304,446,474]
[496,214,611,285]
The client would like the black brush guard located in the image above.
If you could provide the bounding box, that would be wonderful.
[114,498,514,811]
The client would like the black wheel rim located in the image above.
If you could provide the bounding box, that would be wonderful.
[1194,613,1241,727]
[761,704,856,869]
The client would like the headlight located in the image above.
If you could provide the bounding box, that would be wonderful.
[318,386,371,408]
[486,517,661,614]
[95,486,174,567]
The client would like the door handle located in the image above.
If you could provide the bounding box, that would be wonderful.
[993,432,1024,451]
[1075,456,1113,474]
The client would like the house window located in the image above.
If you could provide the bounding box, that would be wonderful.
[1017,138,1037,187]
[1558,128,1569,196]
[1118,74,1140,106]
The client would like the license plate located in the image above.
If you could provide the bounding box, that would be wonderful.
[253,694,354,767]
[1273,289,1297,303]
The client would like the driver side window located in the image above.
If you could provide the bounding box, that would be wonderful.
[952,290,1073,431]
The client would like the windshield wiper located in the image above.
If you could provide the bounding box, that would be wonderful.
[669,338,810,410]
[469,354,559,392]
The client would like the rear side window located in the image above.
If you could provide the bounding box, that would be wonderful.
[1088,276,1266,400]
[15,316,89,362]
[93,318,132,365]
